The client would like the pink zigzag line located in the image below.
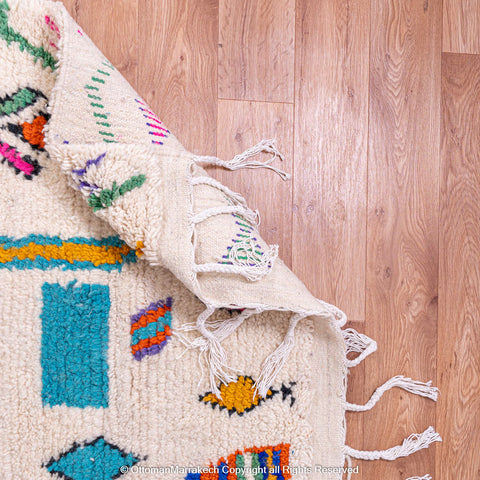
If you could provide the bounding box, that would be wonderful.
[135,98,170,140]
[144,115,163,125]
[0,141,34,175]
[146,123,169,133]
[138,106,156,116]
[135,99,154,115]
[45,16,61,38]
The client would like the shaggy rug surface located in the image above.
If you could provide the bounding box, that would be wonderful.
[0,1,440,479]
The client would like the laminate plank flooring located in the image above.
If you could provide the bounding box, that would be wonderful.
[59,2,480,477]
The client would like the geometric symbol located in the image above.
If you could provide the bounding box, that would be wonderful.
[0,140,41,179]
[88,174,146,212]
[43,436,142,480]
[6,114,48,150]
[84,60,117,144]
[130,298,172,361]
[0,87,46,117]
[45,15,61,50]
[199,376,296,416]
[0,234,139,271]
[279,382,297,408]
[70,152,105,196]
[0,2,56,70]
[72,152,106,178]
[41,281,110,408]
[218,213,267,268]
[21,114,48,148]
[184,443,291,480]
[0,87,49,179]
[135,98,170,146]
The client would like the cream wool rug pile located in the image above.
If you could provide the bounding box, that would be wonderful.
[0,1,441,479]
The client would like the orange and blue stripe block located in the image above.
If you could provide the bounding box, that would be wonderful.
[130,297,173,361]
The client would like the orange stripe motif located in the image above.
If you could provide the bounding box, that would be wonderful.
[130,298,173,360]
[131,330,170,354]
[226,453,237,480]
[130,305,170,334]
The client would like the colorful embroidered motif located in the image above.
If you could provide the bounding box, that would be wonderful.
[130,298,173,361]
[85,61,117,143]
[20,114,47,148]
[41,281,110,408]
[0,140,41,178]
[135,98,170,145]
[71,151,105,195]
[44,15,60,50]
[44,437,141,480]
[0,86,49,178]
[135,240,145,257]
[6,112,49,149]
[73,152,105,177]
[185,444,292,480]
[219,214,266,267]
[279,382,296,408]
[0,234,139,271]
[199,376,296,416]
[0,87,46,117]
[0,1,56,69]
[88,174,146,212]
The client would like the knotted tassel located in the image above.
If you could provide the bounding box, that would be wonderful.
[344,426,441,461]
[193,139,291,181]
[346,375,439,411]
[342,327,377,367]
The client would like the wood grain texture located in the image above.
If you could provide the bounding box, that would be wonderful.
[138,0,218,155]
[51,1,480,476]
[438,53,480,480]
[443,0,480,54]
[344,320,365,480]
[213,100,294,267]
[74,0,139,88]
[364,0,441,478]
[218,0,295,103]
[292,0,369,321]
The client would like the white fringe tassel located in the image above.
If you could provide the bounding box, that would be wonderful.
[190,187,279,281]
[175,307,261,396]
[346,375,439,411]
[344,426,441,461]
[196,306,236,395]
[344,455,353,480]
[342,328,377,367]
[192,205,259,227]
[344,452,433,479]
[227,234,279,282]
[255,313,304,398]
[323,302,348,328]
[193,237,278,281]
[176,307,303,399]
[191,176,249,209]
[193,139,291,181]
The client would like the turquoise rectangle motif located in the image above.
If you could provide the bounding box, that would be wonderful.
[41,281,110,408]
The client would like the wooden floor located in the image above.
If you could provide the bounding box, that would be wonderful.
[62,1,479,478]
